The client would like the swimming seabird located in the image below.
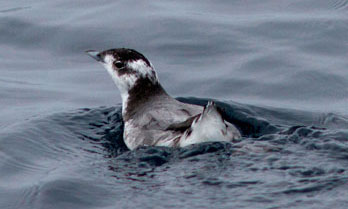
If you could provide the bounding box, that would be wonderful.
[86,48,241,150]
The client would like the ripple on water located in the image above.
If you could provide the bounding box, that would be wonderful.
[331,0,348,10]
[1,99,348,209]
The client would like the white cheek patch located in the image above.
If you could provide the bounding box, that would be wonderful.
[103,62,135,90]
[101,56,137,113]
[127,60,158,83]
[100,56,159,116]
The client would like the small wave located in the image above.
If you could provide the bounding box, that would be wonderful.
[0,6,31,13]
[332,0,348,10]
[1,99,348,209]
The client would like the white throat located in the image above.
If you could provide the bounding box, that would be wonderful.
[101,56,158,116]
[104,66,136,116]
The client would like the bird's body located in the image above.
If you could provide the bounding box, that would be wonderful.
[87,48,241,150]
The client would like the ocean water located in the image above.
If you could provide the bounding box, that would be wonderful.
[1,1,348,208]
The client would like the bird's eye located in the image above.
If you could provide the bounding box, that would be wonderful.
[114,61,125,69]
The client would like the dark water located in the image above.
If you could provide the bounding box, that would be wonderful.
[1,1,348,208]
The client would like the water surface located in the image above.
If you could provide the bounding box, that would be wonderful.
[1,1,348,208]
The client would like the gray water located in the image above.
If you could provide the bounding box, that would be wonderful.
[1,1,348,208]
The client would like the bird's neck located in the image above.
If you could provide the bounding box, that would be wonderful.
[121,77,168,121]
